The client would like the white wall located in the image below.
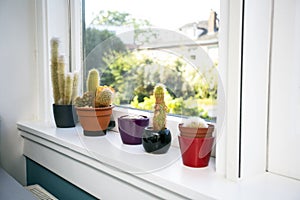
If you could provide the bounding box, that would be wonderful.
[268,0,300,180]
[240,0,272,179]
[0,0,38,185]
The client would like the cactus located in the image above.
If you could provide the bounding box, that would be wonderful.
[50,37,78,105]
[95,86,113,107]
[50,38,60,104]
[75,69,114,108]
[86,69,99,93]
[63,74,73,104]
[183,117,208,128]
[74,91,95,107]
[153,84,168,131]
[71,72,79,102]
[57,56,65,104]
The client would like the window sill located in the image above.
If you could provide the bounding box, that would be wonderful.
[18,121,300,200]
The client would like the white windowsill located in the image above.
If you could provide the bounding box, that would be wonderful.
[17,121,300,200]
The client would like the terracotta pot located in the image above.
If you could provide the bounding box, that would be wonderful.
[118,115,149,145]
[178,123,214,138]
[142,127,172,154]
[178,135,214,168]
[76,106,114,136]
[53,104,78,128]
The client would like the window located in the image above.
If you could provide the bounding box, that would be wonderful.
[82,0,220,120]
[38,0,278,182]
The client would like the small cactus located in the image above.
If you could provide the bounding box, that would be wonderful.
[75,68,114,108]
[153,84,168,131]
[86,69,99,93]
[74,91,95,107]
[183,117,208,128]
[95,86,113,107]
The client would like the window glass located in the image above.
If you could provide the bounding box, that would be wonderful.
[83,0,220,120]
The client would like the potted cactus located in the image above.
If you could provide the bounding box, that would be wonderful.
[178,117,214,138]
[50,38,79,128]
[178,117,215,168]
[142,84,172,154]
[74,68,114,136]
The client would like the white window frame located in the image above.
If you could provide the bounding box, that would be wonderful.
[35,0,83,123]
[35,0,275,182]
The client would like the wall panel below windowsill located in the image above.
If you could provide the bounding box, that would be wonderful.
[17,121,300,200]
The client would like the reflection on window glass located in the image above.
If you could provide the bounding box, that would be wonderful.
[83,0,219,120]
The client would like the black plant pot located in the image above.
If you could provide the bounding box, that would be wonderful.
[142,127,172,154]
[53,104,78,128]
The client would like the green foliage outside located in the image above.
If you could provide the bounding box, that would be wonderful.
[103,51,217,119]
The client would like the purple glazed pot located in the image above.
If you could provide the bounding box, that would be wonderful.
[118,115,149,145]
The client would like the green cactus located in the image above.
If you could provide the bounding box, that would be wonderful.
[153,84,167,131]
[86,69,99,93]
[71,72,79,103]
[95,87,113,107]
[63,74,73,104]
[50,38,60,104]
[57,56,65,104]
[50,37,78,105]
[74,91,95,107]
[74,69,115,108]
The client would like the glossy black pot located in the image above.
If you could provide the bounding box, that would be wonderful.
[53,104,78,128]
[142,127,172,154]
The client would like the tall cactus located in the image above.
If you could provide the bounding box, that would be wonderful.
[71,72,79,102]
[153,84,167,131]
[57,55,65,104]
[63,74,73,104]
[50,37,78,105]
[86,69,99,93]
[50,38,60,104]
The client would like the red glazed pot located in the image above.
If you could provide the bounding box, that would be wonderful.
[178,135,215,168]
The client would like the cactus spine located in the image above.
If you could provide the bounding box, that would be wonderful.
[50,38,60,104]
[153,84,167,131]
[86,69,99,93]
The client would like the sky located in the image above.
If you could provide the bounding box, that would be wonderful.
[85,0,220,30]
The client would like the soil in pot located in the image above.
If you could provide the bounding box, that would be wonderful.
[178,123,214,138]
[76,106,114,136]
[178,135,214,168]
[118,115,149,145]
[53,104,78,128]
[142,127,172,154]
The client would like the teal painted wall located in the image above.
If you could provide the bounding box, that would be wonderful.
[26,158,98,200]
